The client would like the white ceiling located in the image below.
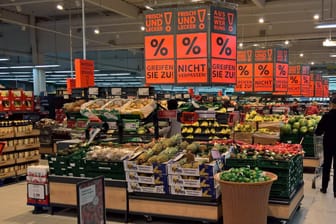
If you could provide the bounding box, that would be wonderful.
[1,0,336,86]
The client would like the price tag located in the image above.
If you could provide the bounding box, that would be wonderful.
[89,87,98,95]
[164,94,171,99]
[107,121,118,130]
[183,94,190,99]
[123,120,139,131]
[138,87,149,96]
[211,150,221,159]
[175,94,182,99]
[111,88,122,96]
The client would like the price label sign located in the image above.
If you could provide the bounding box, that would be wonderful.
[315,81,323,97]
[274,63,288,92]
[176,33,207,58]
[253,63,274,92]
[123,120,139,131]
[288,74,301,96]
[111,88,122,96]
[138,87,149,96]
[211,33,236,59]
[176,58,208,84]
[145,35,174,60]
[89,87,98,95]
[145,60,175,84]
[301,75,310,97]
[237,50,253,63]
[211,59,236,84]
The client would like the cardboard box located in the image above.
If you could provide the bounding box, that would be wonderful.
[126,171,168,185]
[169,185,220,199]
[167,161,221,177]
[124,160,167,174]
[233,132,253,144]
[127,182,168,194]
[253,133,280,145]
[168,175,216,188]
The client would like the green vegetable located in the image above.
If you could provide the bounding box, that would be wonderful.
[220,167,270,183]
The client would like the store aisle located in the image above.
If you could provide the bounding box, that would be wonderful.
[0,174,335,224]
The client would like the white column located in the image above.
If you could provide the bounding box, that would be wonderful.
[33,68,46,96]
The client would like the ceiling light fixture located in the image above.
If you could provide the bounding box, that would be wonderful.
[322,38,336,47]
[144,5,154,11]
[0,58,9,61]
[311,62,315,65]
[239,43,243,48]
[258,17,264,24]
[94,28,100,34]
[330,54,336,57]
[284,40,289,45]
[140,25,145,31]
[56,3,64,10]
[313,14,320,20]
[299,53,304,57]
[315,21,336,29]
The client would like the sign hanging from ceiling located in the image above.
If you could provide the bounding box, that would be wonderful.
[287,65,301,96]
[144,9,176,85]
[323,78,329,98]
[309,74,315,97]
[235,49,253,92]
[274,48,289,92]
[314,74,323,97]
[75,59,95,88]
[144,4,237,86]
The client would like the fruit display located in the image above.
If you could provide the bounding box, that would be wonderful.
[280,114,321,135]
[220,167,270,183]
[63,99,86,112]
[181,120,231,140]
[86,145,137,161]
[245,110,283,122]
[233,123,254,132]
[120,98,156,119]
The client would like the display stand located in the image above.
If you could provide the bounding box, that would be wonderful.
[48,175,128,222]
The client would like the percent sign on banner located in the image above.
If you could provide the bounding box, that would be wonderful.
[211,33,236,59]
[254,63,274,92]
[145,35,174,59]
[236,64,253,92]
[177,33,207,58]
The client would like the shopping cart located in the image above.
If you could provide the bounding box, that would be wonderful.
[312,135,324,189]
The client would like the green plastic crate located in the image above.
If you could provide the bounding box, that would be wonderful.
[85,160,125,173]
[225,158,258,169]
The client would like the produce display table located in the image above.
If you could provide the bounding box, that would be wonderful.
[48,175,303,224]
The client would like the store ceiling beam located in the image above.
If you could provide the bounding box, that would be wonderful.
[85,0,140,18]
[0,8,28,24]
[251,0,265,8]
[0,0,58,7]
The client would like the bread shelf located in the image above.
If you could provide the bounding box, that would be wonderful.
[16,155,40,164]
[15,143,40,151]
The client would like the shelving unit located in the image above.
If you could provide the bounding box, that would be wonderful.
[0,122,40,181]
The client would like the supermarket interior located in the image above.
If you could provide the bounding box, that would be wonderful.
[0,0,336,224]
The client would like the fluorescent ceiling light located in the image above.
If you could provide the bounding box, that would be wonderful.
[315,22,336,29]
[0,72,10,75]
[56,3,64,10]
[11,72,32,74]
[323,39,336,47]
[145,5,154,11]
[314,14,320,20]
[45,70,99,74]
[330,54,336,57]
[94,28,100,34]
[35,64,60,68]
[0,58,9,61]
[10,65,34,69]
[258,17,264,24]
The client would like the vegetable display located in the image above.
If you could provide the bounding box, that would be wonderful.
[220,167,270,183]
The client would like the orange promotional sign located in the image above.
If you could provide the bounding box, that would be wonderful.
[176,58,208,84]
[75,59,95,88]
[176,33,207,58]
[145,35,174,60]
[253,63,274,91]
[309,74,315,97]
[235,63,253,92]
[288,65,301,75]
[254,48,273,62]
[301,75,310,97]
[211,33,236,59]
[274,63,288,92]
[211,7,237,35]
[323,79,329,97]
[145,10,174,34]
[287,74,301,96]
[66,78,76,94]
[177,8,207,32]
[211,59,236,84]
[145,60,175,84]
[237,50,253,63]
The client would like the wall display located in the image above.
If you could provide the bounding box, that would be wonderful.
[75,59,95,88]
[235,50,253,92]
[144,5,237,85]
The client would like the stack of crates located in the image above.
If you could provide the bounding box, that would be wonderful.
[85,160,125,180]
[225,154,303,200]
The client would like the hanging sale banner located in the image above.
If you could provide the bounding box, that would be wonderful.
[144,9,176,85]
[309,74,315,97]
[210,6,237,84]
[235,63,253,92]
[274,49,289,92]
[236,49,253,92]
[177,7,208,33]
[323,79,329,98]
[75,59,95,88]
[301,75,310,97]
[315,74,323,97]
[176,33,207,58]
[288,65,302,96]
[253,62,274,92]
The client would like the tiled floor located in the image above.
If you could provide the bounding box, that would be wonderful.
[0,173,335,224]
